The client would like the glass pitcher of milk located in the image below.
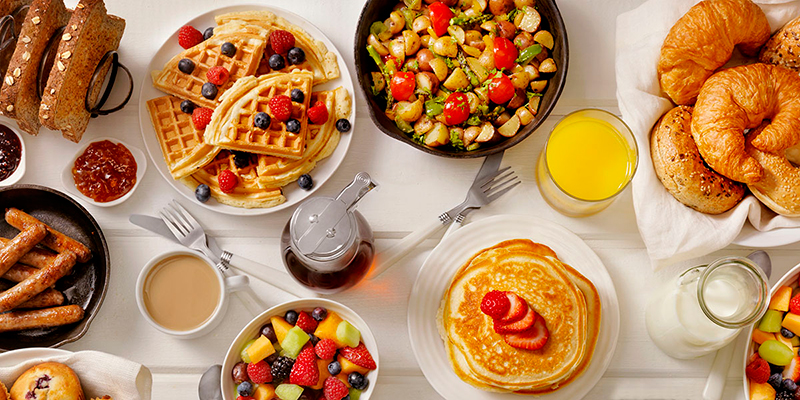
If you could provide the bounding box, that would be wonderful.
[645,256,769,359]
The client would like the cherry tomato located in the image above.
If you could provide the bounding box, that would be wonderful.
[488,74,515,104]
[428,2,454,37]
[443,92,470,125]
[391,71,416,101]
[493,37,518,71]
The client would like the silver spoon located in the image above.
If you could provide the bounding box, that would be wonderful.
[198,364,222,400]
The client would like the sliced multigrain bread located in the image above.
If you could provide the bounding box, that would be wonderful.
[0,0,32,78]
[38,0,124,143]
[0,0,71,135]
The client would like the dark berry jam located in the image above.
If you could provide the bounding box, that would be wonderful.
[0,124,21,182]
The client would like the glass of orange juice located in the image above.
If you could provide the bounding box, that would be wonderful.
[536,109,638,217]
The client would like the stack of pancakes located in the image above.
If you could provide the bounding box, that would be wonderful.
[437,239,601,394]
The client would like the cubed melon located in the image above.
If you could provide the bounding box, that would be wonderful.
[750,381,776,400]
[315,312,345,346]
[771,286,793,312]
[783,313,800,335]
[753,329,776,344]
[271,316,294,345]
[336,373,351,388]
[275,384,304,400]
[338,354,370,375]
[281,326,310,359]
[312,358,331,390]
[778,334,794,351]
[336,321,361,348]
[246,335,276,364]
[253,383,276,400]
[349,388,362,400]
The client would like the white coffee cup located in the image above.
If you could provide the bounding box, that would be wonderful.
[135,250,248,339]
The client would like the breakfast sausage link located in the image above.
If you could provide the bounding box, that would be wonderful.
[2,263,38,282]
[0,305,84,333]
[0,280,64,309]
[0,223,47,277]
[0,251,76,312]
[0,237,57,268]
[5,208,92,263]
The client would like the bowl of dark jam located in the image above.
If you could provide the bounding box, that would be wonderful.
[0,124,25,187]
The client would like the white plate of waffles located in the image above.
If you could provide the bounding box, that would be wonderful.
[138,4,355,215]
[408,214,620,399]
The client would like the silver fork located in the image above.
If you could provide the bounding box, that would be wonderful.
[159,201,317,299]
[442,167,519,239]
[369,159,520,279]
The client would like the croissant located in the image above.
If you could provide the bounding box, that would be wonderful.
[658,0,770,105]
[692,63,800,184]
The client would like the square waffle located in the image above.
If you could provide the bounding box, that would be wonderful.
[151,32,265,109]
[204,71,313,159]
[146,95,219,179]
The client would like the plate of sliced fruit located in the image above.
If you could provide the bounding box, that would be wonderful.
[744,262,800,400]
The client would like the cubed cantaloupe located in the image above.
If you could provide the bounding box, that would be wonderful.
[312,358,331,390]
[315,312,345,346]
[253,383,276,400]
[271,316,293,345]
[752,329,776,345]
[338,354,370,375]
[771,286,793,312]
[246,335,275,364]
[750,381,776,400]
[778,333,794,351]
[783,313,800,335]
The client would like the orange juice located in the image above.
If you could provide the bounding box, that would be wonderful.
[545,114,636,201]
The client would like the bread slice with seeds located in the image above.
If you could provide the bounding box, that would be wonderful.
[0,0,71,135]
[38,0,124,143]
[0,0,32,78]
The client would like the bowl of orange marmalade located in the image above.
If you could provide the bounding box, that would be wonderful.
[61,137,147,207]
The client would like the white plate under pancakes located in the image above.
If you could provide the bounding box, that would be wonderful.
[408,214,620,400]
[138,4,355,216]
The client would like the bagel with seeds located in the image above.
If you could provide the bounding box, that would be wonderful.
[746,124,800,217]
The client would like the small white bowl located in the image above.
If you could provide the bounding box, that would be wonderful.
[221,298,380,400]
[60,137,147,207]
[0,123,26,187]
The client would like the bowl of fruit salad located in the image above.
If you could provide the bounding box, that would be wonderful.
[744,262,800,400]
[222,298,379,400]
[355,0,568,158]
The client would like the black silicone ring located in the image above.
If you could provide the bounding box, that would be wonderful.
[85,50,133,117]
[37,25,64,99]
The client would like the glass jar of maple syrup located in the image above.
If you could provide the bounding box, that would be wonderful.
[281,173,377,294]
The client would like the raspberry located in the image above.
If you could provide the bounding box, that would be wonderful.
[246,360,272,384]
[178,25,204,49]
[218,169,237,193]
[307,101,329,125]
[191,107,213,130]
[289,347,319,386]
[269,95,293,122]
[323,376,349,400]
[791,294,800,315]
[296,311,318,333]
[270,30,296,54]
[315,339,337,360]
[206,66,230,86]
[745,357,771,384]
[480,290,511,319]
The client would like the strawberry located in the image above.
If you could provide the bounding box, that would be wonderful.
[480,290,510,319]
[296,311,318,333]
[206,66,230,86]
[270,30,296,54]
[790,294,800,315]
[290,347,319,386]
[783,356,800,382]
[494,307,537,334]
[178,25,204,49]
[236,397,255,400]
[498,292,527,323]
[339,343,376,370]
[307,101,329,125]
[269,95,293,122]
[745,357,770,384]
[503,315,549,351]
[315,338,337,360]
[218,169,237,193]
[323,376,349,400]
[191,107,213,130]
[246,360,272,384]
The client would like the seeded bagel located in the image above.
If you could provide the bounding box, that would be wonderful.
[651,106,746,214]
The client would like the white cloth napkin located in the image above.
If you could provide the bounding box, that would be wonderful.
[0,350,152,400]
[615,0,800,268]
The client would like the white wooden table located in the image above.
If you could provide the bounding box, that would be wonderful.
[7,0,792,398]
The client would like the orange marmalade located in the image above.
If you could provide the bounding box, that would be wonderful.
[72,140,137,202]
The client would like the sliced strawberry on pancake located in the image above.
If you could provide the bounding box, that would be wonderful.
[494,307,537,333]
[498,292,527,323]
[504,314,549,351]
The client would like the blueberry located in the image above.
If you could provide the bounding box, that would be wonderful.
[309,333,319,345]
[298,174,313,190]
[782,327,795,339]
[769,372,783,389]
[327,361,341,376]
[285,310,298,325]
[348,372,368,390]
[290,88,305,103]
[233,151,251,169]
[268,54,286,70]
[311,307,327,322]
[784,378,798,392]
[254,112,271,129]
[286,119,301,133]
[178,58,195,74]
[237,381,253,397]
[287,47,306,65]
[221,42,236,57]
[180,100,196,114]
[201,82,218,99]
[195,184,210,203]
[203,27,214,40]
[336,118,351,133]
